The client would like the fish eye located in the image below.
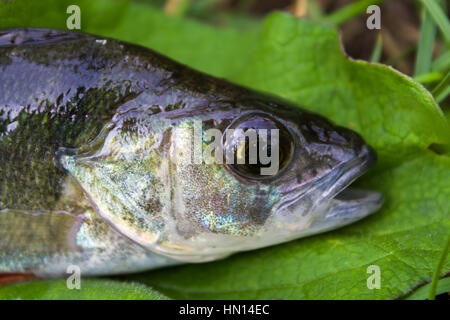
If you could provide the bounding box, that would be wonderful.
[224,113,293,179]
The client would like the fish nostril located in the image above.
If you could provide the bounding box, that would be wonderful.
[358,145,377,170]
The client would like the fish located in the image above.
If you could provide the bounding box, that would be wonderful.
[0,28,383,278]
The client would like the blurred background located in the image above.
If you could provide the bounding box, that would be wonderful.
[148,0,448,77]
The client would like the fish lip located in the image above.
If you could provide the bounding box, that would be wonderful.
[299,145,383,233]
[321,144,378,201]
[321,144,383,220]
[275,145,381,215]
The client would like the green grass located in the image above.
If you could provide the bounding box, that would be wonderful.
[432,50,450,72]
[414,6,437,76]
[432,71,450,102]
[420,0,450,43]
[370,34,383,62]
[325,0,385,25]
[429,235,450,300]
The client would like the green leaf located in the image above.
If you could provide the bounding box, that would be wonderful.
[0,279,170,300]
[428,235,450,299]
[432,71,450,103]
[98,4,259,79]
[414,6,437,76]
[370,34,383,63]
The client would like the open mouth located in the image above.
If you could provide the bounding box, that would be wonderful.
[314,145,384,230]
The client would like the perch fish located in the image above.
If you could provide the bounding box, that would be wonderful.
[0,28,383,277]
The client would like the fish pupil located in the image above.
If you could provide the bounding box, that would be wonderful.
[226,114,293,179]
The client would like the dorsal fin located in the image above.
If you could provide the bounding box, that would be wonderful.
[0,28,88,46]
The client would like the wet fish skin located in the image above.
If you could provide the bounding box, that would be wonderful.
[0,28,382,276]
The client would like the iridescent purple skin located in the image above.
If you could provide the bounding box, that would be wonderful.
[0,28,382,277]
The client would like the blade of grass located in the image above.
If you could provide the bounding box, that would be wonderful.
[414,7,437,76]
[307,0,324,20]
[325,0,385,25]
[370,34,383,62]
[432,70,450,102]
[429,235,450,300]
[235,0,257,12]
[420,0,450,43]
[403,277,450,300]
[432,50,450,72]
[413,71,443,84]
[384,46,415,66]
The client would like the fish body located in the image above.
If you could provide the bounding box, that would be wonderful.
[0,29,382,277]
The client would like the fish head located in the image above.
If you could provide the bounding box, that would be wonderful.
[61,94,383,262]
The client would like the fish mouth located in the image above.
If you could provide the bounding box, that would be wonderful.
[311,145,384,232]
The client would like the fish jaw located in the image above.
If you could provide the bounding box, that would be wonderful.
[310,188,383,233]
[289,144,384,235]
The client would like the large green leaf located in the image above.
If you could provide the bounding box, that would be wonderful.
[0,1,449,299]
[0,279,169,300]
